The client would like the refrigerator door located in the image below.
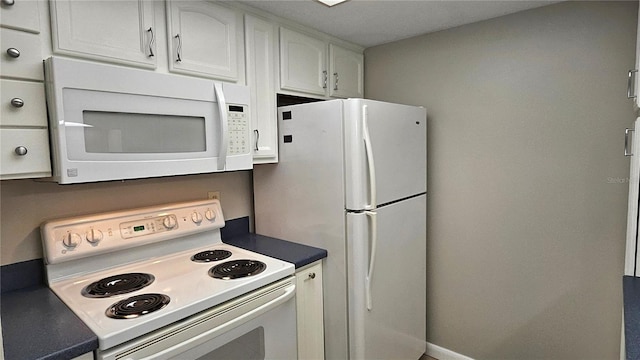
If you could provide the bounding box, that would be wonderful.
[344,99,427,211]
[625,118,640,276]
[346,194,426,360]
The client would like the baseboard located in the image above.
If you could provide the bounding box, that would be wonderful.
[426,343,475,360]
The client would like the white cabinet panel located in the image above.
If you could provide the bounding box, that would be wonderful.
[296,261,325,360]
[50,0,156,68]
[167,0,241,81]
[1,80,47,127]
[329,44,363,98]
[0,0,40,33]
[280,27,327,96]
[0,129,51,179]
[245,14,277,163]
[0,28,43,80]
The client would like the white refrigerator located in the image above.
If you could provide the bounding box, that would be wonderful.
[625,118,640,277]
[253,99,427,360]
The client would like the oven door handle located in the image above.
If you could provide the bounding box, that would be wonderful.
[135,283,295,360]
[214,83,228,170]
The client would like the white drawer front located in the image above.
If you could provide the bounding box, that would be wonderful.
[1,28,44,80]
[0,0,41,33]
[1,79,47,127]
[0,128,51,179]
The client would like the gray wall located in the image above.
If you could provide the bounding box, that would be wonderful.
[0,172,253,265]
[365,2,636,359]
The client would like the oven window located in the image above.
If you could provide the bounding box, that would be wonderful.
[82,111,206,153]
[195,327,265,360]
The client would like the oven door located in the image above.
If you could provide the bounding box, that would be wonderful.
[97,277,297,360]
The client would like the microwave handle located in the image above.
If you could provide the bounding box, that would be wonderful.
[214,83,228,170]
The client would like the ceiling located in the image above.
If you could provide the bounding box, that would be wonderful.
[236,0,561,48]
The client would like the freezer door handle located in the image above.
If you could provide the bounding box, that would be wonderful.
[363,105,377,210]
[365,210,377,311]
[626,128,634,157]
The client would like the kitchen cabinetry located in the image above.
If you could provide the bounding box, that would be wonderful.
[280,27,363,99]
[49,0,156,68]
[166,0,243,82]
[329,44,364,98]
[0,1,51,180]
[245,14,277,163]
[296,261,325,360]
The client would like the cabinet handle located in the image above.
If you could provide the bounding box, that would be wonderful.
[147,27,155,58]
[254,129,259,152]
[626,128,635,156]
[14,146,27,156]
[2,0,15,6]
[6,48,20,58]
[628,69,638,99]
[322,70,327,89]
[306,272,316,280]
[10,98,24,108]
[174,34,182,62]
[334,72,339,91]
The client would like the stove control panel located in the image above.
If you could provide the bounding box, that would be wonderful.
[41,199,225,265]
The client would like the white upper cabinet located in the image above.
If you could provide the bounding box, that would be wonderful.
[166,0,242,82]
[329,44,364,98]
[280,27,363,99]
[245,14,278,163]
[50,0,156,68]
[280,27,328,96]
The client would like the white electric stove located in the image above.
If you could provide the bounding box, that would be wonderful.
[41,199,297,359]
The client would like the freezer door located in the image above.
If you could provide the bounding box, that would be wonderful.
[625,118,640,276]
[344,99,427,211]
[346,194,426,360]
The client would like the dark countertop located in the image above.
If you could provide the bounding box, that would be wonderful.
[624,276,640,360]
[1,216,326,360]
[1,260,98,360]
[221,217,327,269]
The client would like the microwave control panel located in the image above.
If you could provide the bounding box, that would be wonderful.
[227,104,249,155]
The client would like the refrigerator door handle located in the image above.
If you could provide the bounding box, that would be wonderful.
[365,210,377,311]
[363,105,377,210]
[626,128,635,157]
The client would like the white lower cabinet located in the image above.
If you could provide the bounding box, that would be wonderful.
[245,14,278,163]
[296,261,325,360]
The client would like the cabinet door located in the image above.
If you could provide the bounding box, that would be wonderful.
[245,15,277,163]
[0,28,43,80]
[1,80,47,127]
[0,129,51,179]
[0,0,40,33]
[50,0,156,68]
[280,28,327,96]
[167,0,241,81]
[329,44,364,98]
[296,261,325,360]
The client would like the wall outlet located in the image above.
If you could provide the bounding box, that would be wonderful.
[207,191,220,201]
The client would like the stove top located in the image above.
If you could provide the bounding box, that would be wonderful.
[40,200,295,350]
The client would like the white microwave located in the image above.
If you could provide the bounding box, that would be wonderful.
[44,57,252,184]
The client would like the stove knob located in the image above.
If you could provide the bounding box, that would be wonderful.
[191,211,203,224]
[163,216,177,229]
[63,233,81,249]
[205,209,216,221]
[86,229,103,244]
